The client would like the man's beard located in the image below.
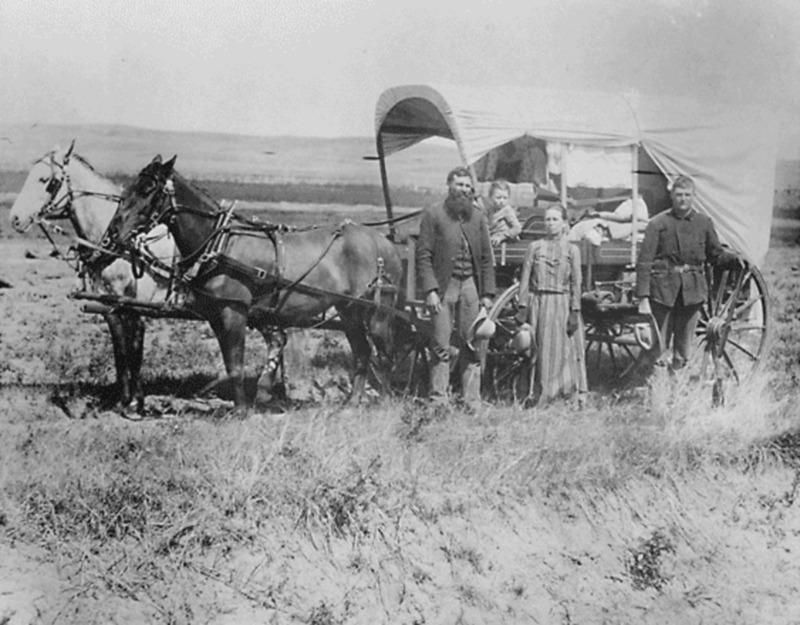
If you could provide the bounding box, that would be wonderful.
[444,190,473,220]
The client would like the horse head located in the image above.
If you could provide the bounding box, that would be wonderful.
[106,154,177,252]
[10,140,76,233]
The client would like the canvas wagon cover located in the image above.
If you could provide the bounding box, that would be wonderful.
[375,84,779,266]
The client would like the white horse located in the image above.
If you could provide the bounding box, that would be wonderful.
[10,142,179,412]
[10,142,287,412]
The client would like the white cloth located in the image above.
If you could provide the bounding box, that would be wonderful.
[567,145,632,189]
[568,219,605,246]
[568,197,649,245]
[606,197,649,240]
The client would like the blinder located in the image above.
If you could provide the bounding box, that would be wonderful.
[45,174,63,197]
[143,176,178,236]
[36,154,72,221]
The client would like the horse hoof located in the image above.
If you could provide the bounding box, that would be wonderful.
[255,389,276,406]
[222,406,250,420]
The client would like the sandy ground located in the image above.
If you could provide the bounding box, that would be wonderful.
[5,469,800,624]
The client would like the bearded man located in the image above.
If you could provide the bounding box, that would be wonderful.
[416,166,496,408]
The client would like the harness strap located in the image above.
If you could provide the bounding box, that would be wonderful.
[203,253,406,320]
[37,222,69,263]
[181,221,405,321]
[271,225,347,314]
[192,227,343,314]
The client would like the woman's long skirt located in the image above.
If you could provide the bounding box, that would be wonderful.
[528,291,587,403]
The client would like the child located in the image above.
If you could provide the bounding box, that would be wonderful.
[516,205,587,405]
[485,179,522,246]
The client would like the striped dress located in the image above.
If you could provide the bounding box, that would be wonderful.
[518,235,588,403]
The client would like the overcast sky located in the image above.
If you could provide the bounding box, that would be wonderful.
[2,0,800,155]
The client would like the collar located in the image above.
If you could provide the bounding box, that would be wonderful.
[669,207,696,221]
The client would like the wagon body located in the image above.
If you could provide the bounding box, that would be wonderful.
[374,84,779,397]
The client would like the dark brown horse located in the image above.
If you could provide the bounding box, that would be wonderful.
[104,155,403,408]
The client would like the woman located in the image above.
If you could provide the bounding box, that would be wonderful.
[516,205,587,404]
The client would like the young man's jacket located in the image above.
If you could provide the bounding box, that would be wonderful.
[416,202,496,300]
[635,207,738,307]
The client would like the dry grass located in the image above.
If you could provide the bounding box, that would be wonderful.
[2,375,797,620]
[2,199,800,622]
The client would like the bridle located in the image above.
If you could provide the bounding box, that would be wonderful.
[112,171,220,255]
[31,151,74,225]
[29,150,121,237]
[112,170,184,245]
[24,149,133,276]
[106,170,221,280]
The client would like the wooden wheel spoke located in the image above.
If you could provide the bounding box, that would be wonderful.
[721,350,741,384]
[728,323,766,334]
[733,294,764,320]
[606,341,618,372]
[712,269,730,314]
[724,337,759,362]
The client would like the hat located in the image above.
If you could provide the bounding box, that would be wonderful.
[511,323,533,352]
[467,307,496,351]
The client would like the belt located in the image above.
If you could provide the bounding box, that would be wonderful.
[451,273,474,281]
[671,264,703,274]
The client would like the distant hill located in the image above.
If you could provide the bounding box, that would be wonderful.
[0,123,459,189]
[2,122,798,196]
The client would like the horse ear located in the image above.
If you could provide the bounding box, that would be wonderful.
[64,139,75,163]
[163,155,177,174]
[152,155,163,164]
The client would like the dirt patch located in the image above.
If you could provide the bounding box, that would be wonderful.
[0,542,64,624]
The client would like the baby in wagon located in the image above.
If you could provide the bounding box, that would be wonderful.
[483,179,522,246]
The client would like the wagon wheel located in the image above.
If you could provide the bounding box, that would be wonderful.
[582,294,656,390]
[682,261,770,400]
[616,261,770,399]
[482,283,531,403]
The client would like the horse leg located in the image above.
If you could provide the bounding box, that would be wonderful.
[342,312,372,402]
[206,304,249,409]
[255,328,287,404]
[123,313,146,414]
[104,312,132,409]
[366,307,396,395]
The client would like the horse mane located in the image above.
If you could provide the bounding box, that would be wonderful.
[171,169,223,213]
[69,152,119,192]
[71,152,100,174]
[31,150,106,180]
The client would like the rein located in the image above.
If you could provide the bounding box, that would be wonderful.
[359,209,422,228]
[128,176,404,318]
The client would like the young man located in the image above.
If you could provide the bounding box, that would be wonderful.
[416,167,496,407]
[635,175,741,370]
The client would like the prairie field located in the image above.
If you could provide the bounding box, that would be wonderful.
[2,163,800,625]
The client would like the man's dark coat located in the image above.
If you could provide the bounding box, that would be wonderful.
[416,203,496,299]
